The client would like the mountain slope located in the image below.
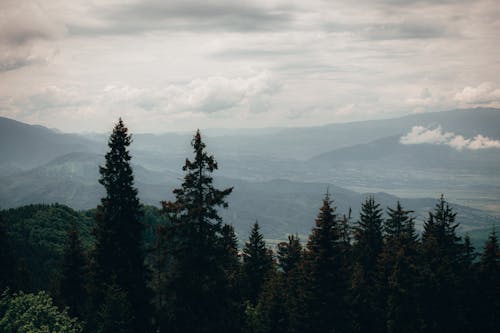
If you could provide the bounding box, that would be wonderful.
[206,107,500,160]
[309,135,500,171]
[0,152,497,240]
[0,117,98,169]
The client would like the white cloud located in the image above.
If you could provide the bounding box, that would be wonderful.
[96,71,279,114]
[160,71,278,113]
[454,82,500,105]
[400,125,500,150]
[0,71,279,131]
[1,0,500,131]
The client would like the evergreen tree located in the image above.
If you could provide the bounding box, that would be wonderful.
[0,214,16,291]
[59,222,87,319]
[161,129,233,333]
[97,283,134,333]
[339,208,353,258]
[462,234,476,265]
[458,234,477,332]
[384,202,416,243]
[476,228,500,331]
[220,224,244,332]
[419,195,463,333]
[151,224,168,332]
[241,222,273,306]
[221,224,240,285]
[275,234,306,333]
[253,269,286,333]
[91,118,150,333]
[380,202,419,333]
[277,234,302,274]
[422,195,460,252]
[351,196,384,333]
[302,192,350,333]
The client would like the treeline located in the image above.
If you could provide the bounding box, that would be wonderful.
[1,119,499,333]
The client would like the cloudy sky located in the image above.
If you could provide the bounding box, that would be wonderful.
[1,0,499,133]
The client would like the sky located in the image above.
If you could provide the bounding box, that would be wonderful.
[0,0,499,133]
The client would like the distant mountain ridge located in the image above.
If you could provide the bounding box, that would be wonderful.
[3,107,499,164]
[309,135,500,171]
[1,108,499,240]
[0,116,97,169]
[0,151,497,241]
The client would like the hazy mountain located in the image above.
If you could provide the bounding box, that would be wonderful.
[1,108,499,240]
[1,152,497,241]
[3,107,499,170]
[0,117,97,169]
[309,135,500,171]
[204,107,500,160]
[78,107,500,161]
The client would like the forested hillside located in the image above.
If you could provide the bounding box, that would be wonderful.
[1,119,499,332]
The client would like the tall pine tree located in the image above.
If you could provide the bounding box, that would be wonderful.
[220,224,244,332]
[380,202,419,333]
[241,222,273,306]
[91,118,150,333]
[277,234,302,274]
[0,214,17,291]
[351,196,384,333]
[419,195,463,333]
[276,234,306,333]
[161,129,233,333]
[59,222,87,319]
[302,192,350,333]
[476,228,500,331]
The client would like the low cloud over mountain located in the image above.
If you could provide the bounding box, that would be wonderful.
[400,126,500,151]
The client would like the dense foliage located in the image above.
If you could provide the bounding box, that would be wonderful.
[1,120,499,332]
[0,290,83,333]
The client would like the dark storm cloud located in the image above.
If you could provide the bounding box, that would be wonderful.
[68,0,293,35]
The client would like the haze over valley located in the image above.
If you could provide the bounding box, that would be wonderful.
[1,107,499,243]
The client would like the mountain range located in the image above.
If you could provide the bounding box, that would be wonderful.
[1,108,499,241]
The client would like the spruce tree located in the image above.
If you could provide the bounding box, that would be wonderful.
[220,224,244,332]
[253,269,286,333]
[161,129,233,333]
[220,224,240,285]
[276,234,305,333]
[419,195,462,333]
[91,118,150,333]
[277,234,302,274]
[0,214,16,291]
[380,202,419,333]
[458,234,477,332]
[97,283,134,333]
[303,192,350,333]
[339,208,352,257]
[241,222,273,306]
[351,196,384,333]
[59,222,87,319]
[476,228,500,331]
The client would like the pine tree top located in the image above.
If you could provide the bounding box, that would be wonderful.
[162,130,232,231]
[384,201,416,242]
[422,195,460,246]
[306,192,339,255]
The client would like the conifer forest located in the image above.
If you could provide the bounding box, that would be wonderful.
[1,119,498,333]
